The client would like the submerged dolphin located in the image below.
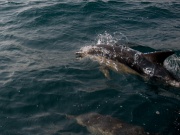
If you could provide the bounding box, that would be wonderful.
[67,112,156,135]
[76,44,180,87]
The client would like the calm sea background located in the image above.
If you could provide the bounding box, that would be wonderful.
[0,0,180,135]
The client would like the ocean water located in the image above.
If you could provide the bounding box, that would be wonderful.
[0,0,180,135]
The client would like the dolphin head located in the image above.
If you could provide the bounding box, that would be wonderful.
[76,45,103,58]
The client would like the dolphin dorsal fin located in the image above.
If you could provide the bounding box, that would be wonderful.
[143,50,174,65]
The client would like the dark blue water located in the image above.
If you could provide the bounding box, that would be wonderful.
[0,0,180,135]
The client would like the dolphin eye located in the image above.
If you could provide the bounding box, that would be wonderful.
[104,54,109,58]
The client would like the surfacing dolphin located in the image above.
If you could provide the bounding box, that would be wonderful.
[66,112,157,135]
[76,44,180,88]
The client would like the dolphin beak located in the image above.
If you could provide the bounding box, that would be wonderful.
[76,51,84,58]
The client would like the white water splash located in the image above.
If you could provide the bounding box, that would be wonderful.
[79,45,96,53]
[143,67,155,77]
[164,54,180,79]
[97,31,129,45]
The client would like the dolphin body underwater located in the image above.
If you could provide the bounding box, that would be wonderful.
[66,112,157,135]
[76,44,180,88]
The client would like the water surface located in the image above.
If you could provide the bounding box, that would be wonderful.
[0,0,180,135]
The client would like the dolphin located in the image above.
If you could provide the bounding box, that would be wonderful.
[66,112,157,135]
[76,44,180,88]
